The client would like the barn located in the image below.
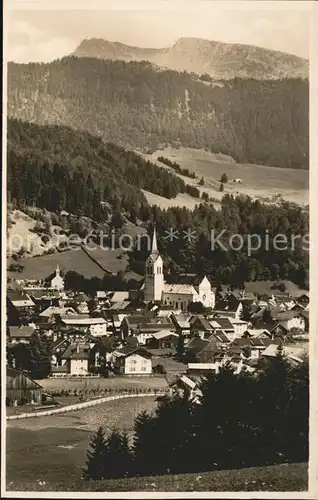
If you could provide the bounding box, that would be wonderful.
[6,367,43,406]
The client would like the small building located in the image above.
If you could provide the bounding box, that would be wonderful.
[113,347,152,376]
[60,315,108,336]
[50,265,65,291]
[68,349,90,376]
[6,367,43,406]
[145,330,179,350]
[8,325,35,344]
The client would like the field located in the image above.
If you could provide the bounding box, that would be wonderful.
[144,147,309,207]
[141,189,206,210]
[38,375,168,392]
[6,396,159,491]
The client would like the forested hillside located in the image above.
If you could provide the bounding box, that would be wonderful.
[7,119,197,222]
[8,58,308,169]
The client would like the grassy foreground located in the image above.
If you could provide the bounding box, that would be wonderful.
[7,462,307,492]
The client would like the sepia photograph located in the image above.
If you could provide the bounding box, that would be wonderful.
[2,0,316,496]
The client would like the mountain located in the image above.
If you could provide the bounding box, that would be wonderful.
[7,58,309,169]
[72,37,309,80]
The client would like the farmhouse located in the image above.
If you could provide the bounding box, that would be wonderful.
[8,325,35,344]
[6,367,43,406]
[113,347,152,375]
[60,315,108,336]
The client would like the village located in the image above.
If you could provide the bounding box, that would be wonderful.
[6,227,309,408]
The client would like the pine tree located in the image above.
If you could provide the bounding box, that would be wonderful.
[104,430,133,478]
[83,426,107,481]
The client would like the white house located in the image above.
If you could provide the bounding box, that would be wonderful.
[113,347,152,375]
[272,311,306,332]
[51,265,64,291]
[60,316,108,336]
[229,319,250,338]
[68,349,90,375]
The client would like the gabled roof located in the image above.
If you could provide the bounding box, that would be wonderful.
[152,330,178,340]
[6,367,43,389]
[214,299,241,313]
[272,310,302,321]
[190,316,212,331]
[115,346,152,359]
[70,350,90,360]
[163,284,198,295]
[212,317,234,331]
[9,326,34,338]
[171,313,192,328]
[186,337,210,354]
[39,306,76,317]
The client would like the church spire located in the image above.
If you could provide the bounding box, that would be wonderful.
[151,224,158,254]
[56,264,60,276]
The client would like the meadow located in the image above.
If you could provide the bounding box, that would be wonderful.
[6,396,158,491]
[147,147,309,207]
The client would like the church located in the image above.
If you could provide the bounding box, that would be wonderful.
[144,227,215,311]
[50,265,65,291]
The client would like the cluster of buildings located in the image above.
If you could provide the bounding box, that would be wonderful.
[6,229,309,404]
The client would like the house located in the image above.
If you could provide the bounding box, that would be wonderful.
[299,310,309,333]
[190,316,213,339]
[113,347,152,375]
[145,330,179,350]
[168,374,202,402]
[29,290,60,312]
[53,327,89,343]
[50,265,64,291]
[229,318,250,338]
[243,329,272,339]
[67,344,90,376]
[186,337,218,363]
[8,325,35,344]
[109,291,130,303]
[121,315,173,344]
[231,337,274,360]
[209,317,235,341]
[170,313,192,341]
[262,343,307,363]
[6,367,43,406]
[271,311,306,332]
[51,338,71,367]
[7,290,36,324]
[60,315,108,336]
[296,294,310,308]
[213,299,243,320]
[39,306,77,319]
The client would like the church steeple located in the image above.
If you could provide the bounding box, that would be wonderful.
[151,224,158,254]
[56,264,60,277]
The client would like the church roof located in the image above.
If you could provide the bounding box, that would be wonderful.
[163,284,198,295]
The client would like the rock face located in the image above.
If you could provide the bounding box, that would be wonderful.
[72,37,309,80]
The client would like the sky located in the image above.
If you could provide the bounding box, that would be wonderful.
[6,0,313,63]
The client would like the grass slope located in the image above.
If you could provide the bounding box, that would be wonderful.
[149,147,309,206]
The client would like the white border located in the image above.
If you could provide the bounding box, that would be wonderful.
[2,1,317,498]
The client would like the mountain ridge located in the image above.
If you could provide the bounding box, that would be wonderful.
[72,36,309,80]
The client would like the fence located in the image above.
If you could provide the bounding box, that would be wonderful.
[6,391,166,420]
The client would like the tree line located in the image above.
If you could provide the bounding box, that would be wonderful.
[83,350,308,480]
[129,196,309,289]
[7,119,199,224]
